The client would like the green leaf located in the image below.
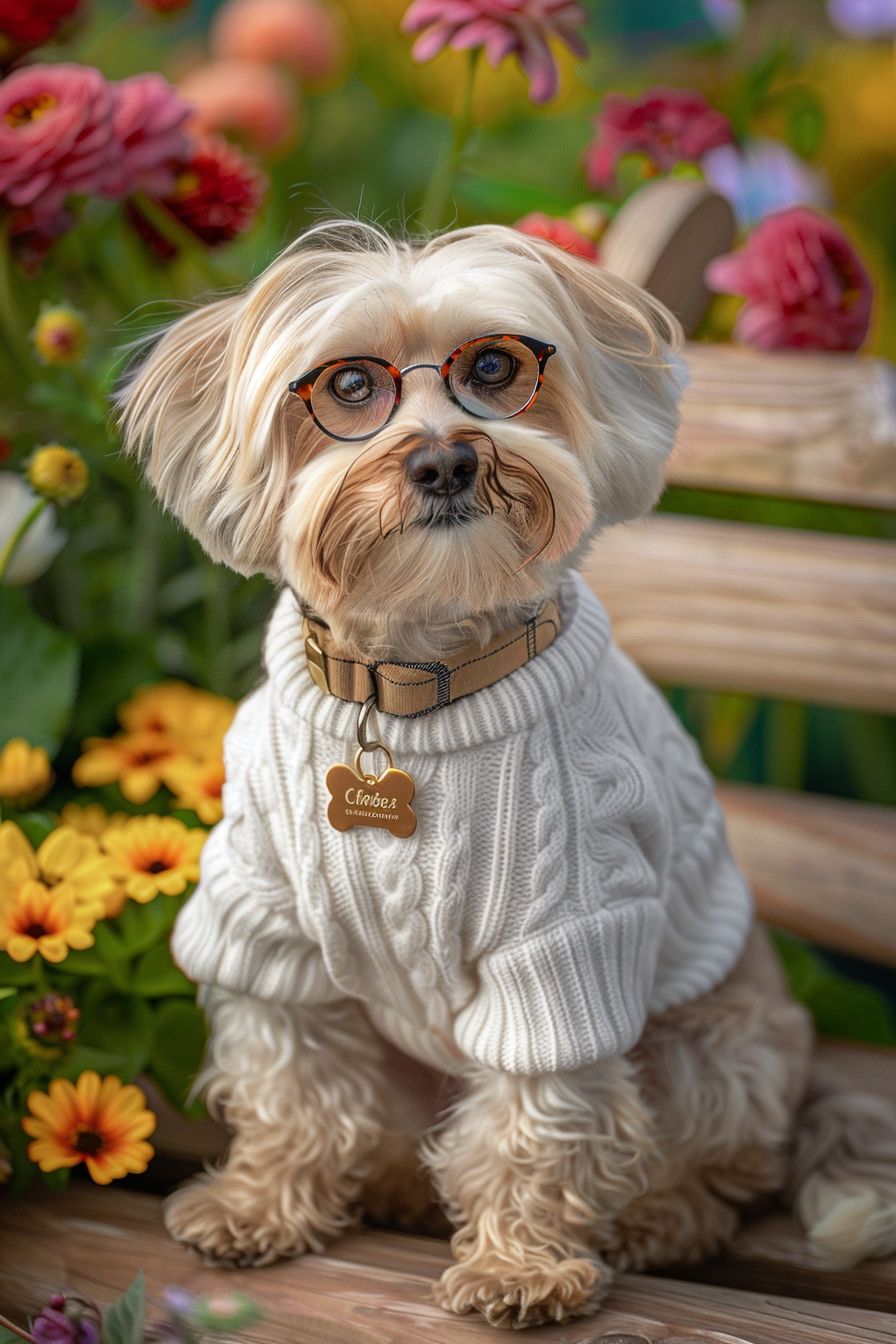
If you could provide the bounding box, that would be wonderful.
[0,953,36,987]
[57,947,107,977]
[102,1271,145,1344]
[0,589,79,755]
[54,1044,130,1080]
[78,982,154,1079]
[111,897,177,956]
[0,1328,24,1342]
[149,1000,206,1111]
[134,943,195,998]
[0,988,16,1002]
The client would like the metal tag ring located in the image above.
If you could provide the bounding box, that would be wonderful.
[353,744,394,777]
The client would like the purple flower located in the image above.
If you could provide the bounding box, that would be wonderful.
[702,138,830,228]
[827,0,896,38]
[31,1294,101,1344]
[700,0,744,36]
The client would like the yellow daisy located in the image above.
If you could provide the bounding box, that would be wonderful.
[0,880,97,963]
[0,821,119,919]
[162,756,225,825]
[59,802,127,838]
[100,815,206,903]
[23,1072,156,1184]
[118,681,235,750]
[72,731,191,805]
[0,738,54,808]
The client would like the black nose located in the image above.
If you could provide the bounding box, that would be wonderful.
[404,441,478,496]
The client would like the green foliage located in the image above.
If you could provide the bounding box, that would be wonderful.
[0,590,79,755]
[102,1272,145,1344]
[773,934,896,1047]
[149,1001,207,1113]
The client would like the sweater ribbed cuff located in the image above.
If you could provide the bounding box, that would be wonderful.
[454,900,666,1075]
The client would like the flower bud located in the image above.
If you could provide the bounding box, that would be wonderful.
[31,305,88,366]
[26,445,88,504]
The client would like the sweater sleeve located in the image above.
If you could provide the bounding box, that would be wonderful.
[170,690,335,1005]
[453,897,667,1075]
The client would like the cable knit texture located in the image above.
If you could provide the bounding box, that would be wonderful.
[172,571,753,1075]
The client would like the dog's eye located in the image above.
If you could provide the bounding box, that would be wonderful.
[471,348,517,387]
[330,366,373,403]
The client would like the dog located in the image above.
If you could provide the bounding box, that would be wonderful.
[118,219,896,1329]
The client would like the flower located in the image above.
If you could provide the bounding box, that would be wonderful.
[402,0,588,104]
[137,0,193,10]
[514,211,597,259]
[8,203,73,273]
[706,207,874,352]
[59,801,127,837]
[72,730,191,804]
[700,0,743,36]
[0,880,97,962]
[31,1292,101,1344]
[0,737,54,807]
[118,680,235,747]
[131,135,265,255]
[0,474,66,585]
[828,0,896,38]
[585,86,733,192]
[702,138,830,229]
[163,1287,262,1336]
[0,0,82,60]
[0,63,121,224]
[211,0,346,84]
[177,59,299,154]
[20,992,80,1055]
[100,815,206,902]
[162,757,225,824]
[31,304,88,366]
[107,73,193,198]
[26,445,88,504]
[23,1072,156,1184]
[0,820,119,921]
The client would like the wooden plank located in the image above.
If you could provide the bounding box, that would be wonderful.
[718,784,896,967]
[583,515,896,713]
[672,344,896,508]
[1,1186,894,1344]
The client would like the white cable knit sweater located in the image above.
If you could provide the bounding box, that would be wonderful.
[172,571,753,1075]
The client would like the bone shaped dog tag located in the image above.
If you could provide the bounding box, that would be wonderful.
[326,753,417,838]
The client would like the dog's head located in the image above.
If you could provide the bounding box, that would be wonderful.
[118,221,684,655]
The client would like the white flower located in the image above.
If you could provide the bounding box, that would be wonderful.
[0,473,66,586]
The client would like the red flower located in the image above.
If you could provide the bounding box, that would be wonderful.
[705,208,873,352]
[0,0,81,57]
[514,211,597,260]
[108,73,193,198]
[585,86,733,193]
[136,0,193,11]
[0,63,121,224]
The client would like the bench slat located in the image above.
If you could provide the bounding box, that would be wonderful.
[584,515,896,713]
[673,344,896,509]
[719,784,896,967]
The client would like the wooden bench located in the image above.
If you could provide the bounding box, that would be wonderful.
[2,344,895,1342]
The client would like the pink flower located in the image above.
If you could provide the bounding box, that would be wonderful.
[585,86,733,192]
[705,208,873,352]
[211,0,346,84]
[515,211,597,260]
[401,0,588,104]
[0,63,121,223]
[107,73,193,198]
[177,59,299,154]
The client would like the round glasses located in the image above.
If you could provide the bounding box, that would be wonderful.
[287,333,557,442]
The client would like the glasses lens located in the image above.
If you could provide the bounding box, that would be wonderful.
[447,337,540,420]
[310,360,397,440]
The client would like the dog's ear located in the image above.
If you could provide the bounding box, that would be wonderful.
[116,291,298,576]
[523,236,688,525]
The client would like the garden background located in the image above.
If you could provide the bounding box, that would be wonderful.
[1,0,895,1209]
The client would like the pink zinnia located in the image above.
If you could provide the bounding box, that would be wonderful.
[515,211,597,260]
[0,63,121,224]
[108,73,193,198]
[401,0,588,104]
[705,207,873,352]
[585,86,733,193]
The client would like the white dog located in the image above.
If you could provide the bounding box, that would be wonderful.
[119,220,896,1329]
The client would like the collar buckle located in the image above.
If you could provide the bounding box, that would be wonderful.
[302,621,330,694]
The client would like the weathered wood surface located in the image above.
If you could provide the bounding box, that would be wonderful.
[718,784,896,967]
[2,1186,895,1344]
[584,515,896,713]
[672,344,896,508]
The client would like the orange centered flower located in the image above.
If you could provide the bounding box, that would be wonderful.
[162,757,225,825]
[5,92,57,127]
[100,815,206,903]
[0,737,54,808]
[23,1072,156,1184]
[72,730,190,804]
[0,821,119,948]
[0,879,96,963]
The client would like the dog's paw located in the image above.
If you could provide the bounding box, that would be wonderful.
[164,1175,307,1268]
[434,1254,608,1329]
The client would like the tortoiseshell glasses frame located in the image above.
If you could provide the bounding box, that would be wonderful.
[287,333,558,443]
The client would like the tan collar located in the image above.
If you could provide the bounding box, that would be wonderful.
[300,599,562,719]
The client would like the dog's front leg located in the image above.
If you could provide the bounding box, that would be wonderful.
[165,991,386,1266]
[426,1057,654,1328]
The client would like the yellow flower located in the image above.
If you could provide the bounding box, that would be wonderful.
[31,304,88,366]
[59,802,127,838]
[0,880,97,962]
[26,445,89,504]
[162,756,225,825]
[0,820,120,922]
[118,681,235,751]
[0,737,53,807]
[22,1072,156,1184]
[72,731,192,805]
[100,815,206,903]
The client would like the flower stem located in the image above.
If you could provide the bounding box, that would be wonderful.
[0,498,48,585]
[419,49,481,233]
[0,1311,36,1344]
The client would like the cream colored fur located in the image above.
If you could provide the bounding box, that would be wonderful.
[120,220,896,1327]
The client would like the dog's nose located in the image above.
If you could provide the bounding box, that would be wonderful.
[404,441,478,496]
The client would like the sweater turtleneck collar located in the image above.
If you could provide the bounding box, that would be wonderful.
[262,569,611,757]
